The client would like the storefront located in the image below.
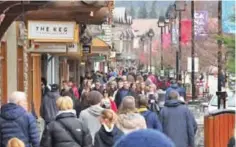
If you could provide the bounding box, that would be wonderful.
[27,20,80,116]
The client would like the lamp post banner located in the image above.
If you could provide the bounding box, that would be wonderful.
[163,33,171,49]
[194,11,208,39]
[222,0,236,34]
[172,25,178,44]
[181,20,192,44]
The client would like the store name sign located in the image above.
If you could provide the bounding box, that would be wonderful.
[28,21,76,42]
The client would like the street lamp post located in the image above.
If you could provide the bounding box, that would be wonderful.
[158,16,166,70]
[147,29,155,73]
[174,1,186,81]
[165,4,177,43]
[191,1,196,100]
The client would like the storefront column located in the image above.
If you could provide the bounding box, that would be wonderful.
[29,54,41,117]
[0,41,7,105]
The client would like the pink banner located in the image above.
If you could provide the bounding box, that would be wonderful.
[181,20,192,44]
[162,33,171,49]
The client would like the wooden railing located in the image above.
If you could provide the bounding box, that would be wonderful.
[204,110,235,147]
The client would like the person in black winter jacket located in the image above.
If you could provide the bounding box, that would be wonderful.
[94,109,123,147]
[40,84,60,125]
[40,96,92,147]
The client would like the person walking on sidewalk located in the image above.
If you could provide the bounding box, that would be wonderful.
[116,96,146,134]
[94,109,123,147]
[40,84,60,125]
[7,138,25,147]
[40,96,92,147]
[137,95,162,131]
[114,129,174,147]
[0,91,40,147]
[115,80,132,108]
[160,90,197,147]
[79,91,104,143]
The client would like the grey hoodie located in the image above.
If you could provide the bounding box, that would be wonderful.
[40,91,60,124]
[79,104,104,143]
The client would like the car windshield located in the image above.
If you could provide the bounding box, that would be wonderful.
[210,91,236,107]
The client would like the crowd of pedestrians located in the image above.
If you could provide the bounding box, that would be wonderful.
[1,69,233,147]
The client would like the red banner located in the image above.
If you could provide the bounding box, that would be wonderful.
[162,33,171,49]
[181,20,192,44]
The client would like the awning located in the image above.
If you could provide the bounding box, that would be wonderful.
[91,37,110,55]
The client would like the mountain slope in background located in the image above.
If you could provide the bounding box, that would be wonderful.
[115,1,173,18]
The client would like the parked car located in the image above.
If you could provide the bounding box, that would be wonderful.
[207,91,235,114]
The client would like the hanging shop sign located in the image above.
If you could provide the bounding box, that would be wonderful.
[28,21,76,42]
[29,42,78,53]
[82,45,91,54]
[110,51,116,58]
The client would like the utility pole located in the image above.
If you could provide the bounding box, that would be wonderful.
[217,0,226,109]
[161,27,164,70]
[177,11,182,81]
[191,0,196,100]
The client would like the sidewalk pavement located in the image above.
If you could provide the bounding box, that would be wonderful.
[188,103,205,147]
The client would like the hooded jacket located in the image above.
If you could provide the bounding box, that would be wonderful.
[40,91,60,124]
[0,103,39,147]
[40,110,92,147]
[116,113,147,134]
[165,84,186,101]
[79,105,104,142]
[138,108,162,131]
[94,125,123,147]
[160,99,197,147]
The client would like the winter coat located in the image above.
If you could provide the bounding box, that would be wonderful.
[160,99,198,147]
[115,88,132,108]
[138,108,162,131]
[165,84,186,101]
[79,105,104,142]
[94,125,123,147]
[40,91,60,124]
[40,110,92,147]
[0,103,39,147]
[116,112,147,134]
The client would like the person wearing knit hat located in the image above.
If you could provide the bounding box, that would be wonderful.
[79,90,104,143]
[114,129,175,147]
[7,138,25,147]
